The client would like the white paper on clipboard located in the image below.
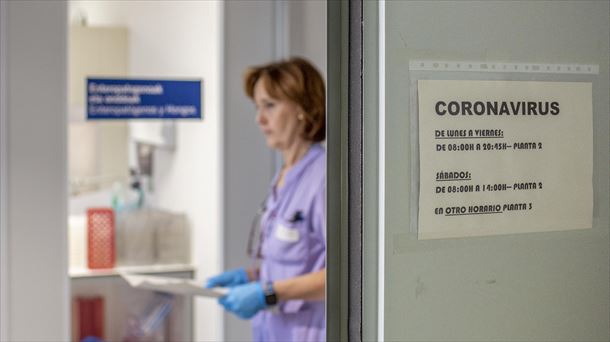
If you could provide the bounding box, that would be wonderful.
[121,273,228,298]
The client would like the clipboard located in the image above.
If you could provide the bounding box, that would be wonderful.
[121,273,228,298]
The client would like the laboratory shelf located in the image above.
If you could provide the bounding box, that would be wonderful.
[69,263,195,279]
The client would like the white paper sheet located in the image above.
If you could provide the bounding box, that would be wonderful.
[121,273,228,298]
[417,80,593,239]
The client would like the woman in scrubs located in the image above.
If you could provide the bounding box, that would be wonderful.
[206,57,326,342]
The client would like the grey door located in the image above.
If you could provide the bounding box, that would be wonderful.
[355,1,609,341]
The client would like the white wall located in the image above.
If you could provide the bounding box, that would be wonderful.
[288,1,327,79]
[68,1,224,340]
[0,1,69,340]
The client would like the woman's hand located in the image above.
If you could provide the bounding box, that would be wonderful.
[205,268,249,288]
[218,282,266,319]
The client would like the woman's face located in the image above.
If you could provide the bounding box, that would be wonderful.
[253,80,305,150]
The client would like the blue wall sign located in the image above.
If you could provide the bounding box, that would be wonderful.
[87,78,202,120]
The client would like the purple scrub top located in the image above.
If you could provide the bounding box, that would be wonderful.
[252,144,326,342]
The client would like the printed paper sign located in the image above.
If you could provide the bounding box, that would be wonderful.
[418,80,593,239]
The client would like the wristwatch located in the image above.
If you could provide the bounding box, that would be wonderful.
[263,281,278,306]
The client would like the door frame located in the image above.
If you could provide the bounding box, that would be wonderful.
[326,0,375,341]
[0,0,8,338]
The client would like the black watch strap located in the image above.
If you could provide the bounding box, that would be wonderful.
[263,281,278,306]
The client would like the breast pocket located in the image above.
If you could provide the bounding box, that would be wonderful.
[264,219,309,263]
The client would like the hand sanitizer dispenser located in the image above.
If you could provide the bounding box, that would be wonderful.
[130,121,176,149]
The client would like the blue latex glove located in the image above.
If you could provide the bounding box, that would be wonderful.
[81,337,104,342]
[205,268,249,288]
[218,282,266,319]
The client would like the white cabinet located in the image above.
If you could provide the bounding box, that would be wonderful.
[70,265,194,341]
[68,26,130,195]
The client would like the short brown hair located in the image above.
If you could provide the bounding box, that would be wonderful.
[244,57,325,142]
